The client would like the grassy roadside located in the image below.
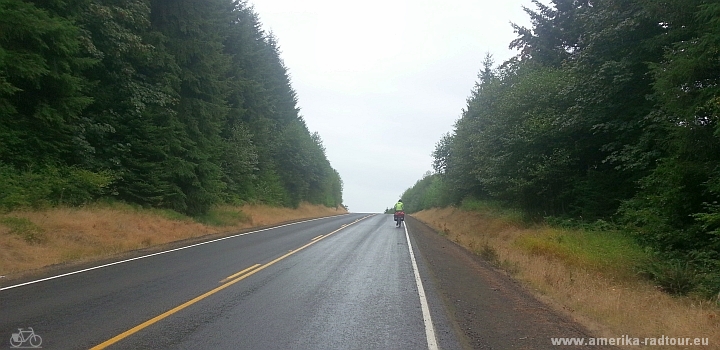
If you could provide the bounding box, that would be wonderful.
[0,202,346,277]
[413,205,719,349]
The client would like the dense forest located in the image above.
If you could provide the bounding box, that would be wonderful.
[0,0,343,215]
[402,0,719,297]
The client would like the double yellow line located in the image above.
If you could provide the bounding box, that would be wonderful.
[92,215,373,349]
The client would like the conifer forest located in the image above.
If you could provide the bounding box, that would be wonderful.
[401,0,720,297]
[0,0,343,215]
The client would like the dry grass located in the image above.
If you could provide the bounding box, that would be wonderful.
[239,203,344,227]
[0,202,345,276]
[414,207,719,350]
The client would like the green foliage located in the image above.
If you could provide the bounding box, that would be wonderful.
[638,251,720,298]
[0,0,95,168]
[459,198,527,224]
[221,2,342,210]
[0,217,45,243]
[0,0,343,215]
[400,172,449,213]
[618,159,714,251]
[219,123,258,204]
[544,216,617,232]
[194,207,249,227]
[0,163,113,210]
[250,168,289,207]
[639,259,701,296]
[616,1,720,296]
[517,227,648,273]
[692,172,720,238]
[402,0,720,298]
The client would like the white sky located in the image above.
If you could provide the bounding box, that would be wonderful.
[249,0,535,213]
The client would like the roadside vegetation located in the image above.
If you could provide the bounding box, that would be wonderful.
[0,202,345,277]
[401,0,720,301]
[0,0,346,276]
[0,0,343,216]
[400,0,720,346]
[413,202,719,349]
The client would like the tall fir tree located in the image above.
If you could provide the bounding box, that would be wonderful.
[147,0,232,214]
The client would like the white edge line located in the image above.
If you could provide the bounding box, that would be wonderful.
[404,221,439,350]
[0,214,352,292]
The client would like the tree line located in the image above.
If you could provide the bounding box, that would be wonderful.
[0,0,343,215]
[403,0,719,297]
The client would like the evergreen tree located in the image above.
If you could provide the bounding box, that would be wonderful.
[147,0,232,214]
[0,0,94,168]
[0,0,343,213]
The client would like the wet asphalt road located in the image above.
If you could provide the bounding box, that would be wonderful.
[1,214,461,349]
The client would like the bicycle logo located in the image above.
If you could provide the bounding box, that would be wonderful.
[9,328,42,348]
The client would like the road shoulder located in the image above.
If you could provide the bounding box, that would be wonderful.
[406,216,615,349]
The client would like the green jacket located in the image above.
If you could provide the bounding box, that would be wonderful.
[394,202,404,211]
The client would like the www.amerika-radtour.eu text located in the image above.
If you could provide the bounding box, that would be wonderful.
[551,335,709,346]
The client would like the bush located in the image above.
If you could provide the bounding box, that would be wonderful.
[544,217,619,231]
[0,163,113,210]
[479,242,499,265]
[638,252,720,298]
[195,206,250,226]
[460,198,528,225]
[639,259,700,296]
[0,217,45,243]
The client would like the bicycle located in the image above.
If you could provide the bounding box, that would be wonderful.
[10,327,42,348]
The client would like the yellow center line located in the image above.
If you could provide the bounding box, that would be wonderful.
[91,214,374,349]
[311,235,323,241]
[219,264,261,284]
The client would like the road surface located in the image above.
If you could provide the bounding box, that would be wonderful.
[1,214,605,349]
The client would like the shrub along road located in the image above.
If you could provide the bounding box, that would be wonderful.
[0,214,608,349]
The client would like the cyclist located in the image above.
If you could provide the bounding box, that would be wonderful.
[394,199,404,213]
[393,199,405,226]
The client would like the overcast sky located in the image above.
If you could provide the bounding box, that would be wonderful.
[249,0,535,213]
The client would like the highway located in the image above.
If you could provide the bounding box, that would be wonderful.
[1,213,607,349]
[1,214,461,349]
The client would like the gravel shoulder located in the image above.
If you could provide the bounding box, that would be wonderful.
[406,216,615,349]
